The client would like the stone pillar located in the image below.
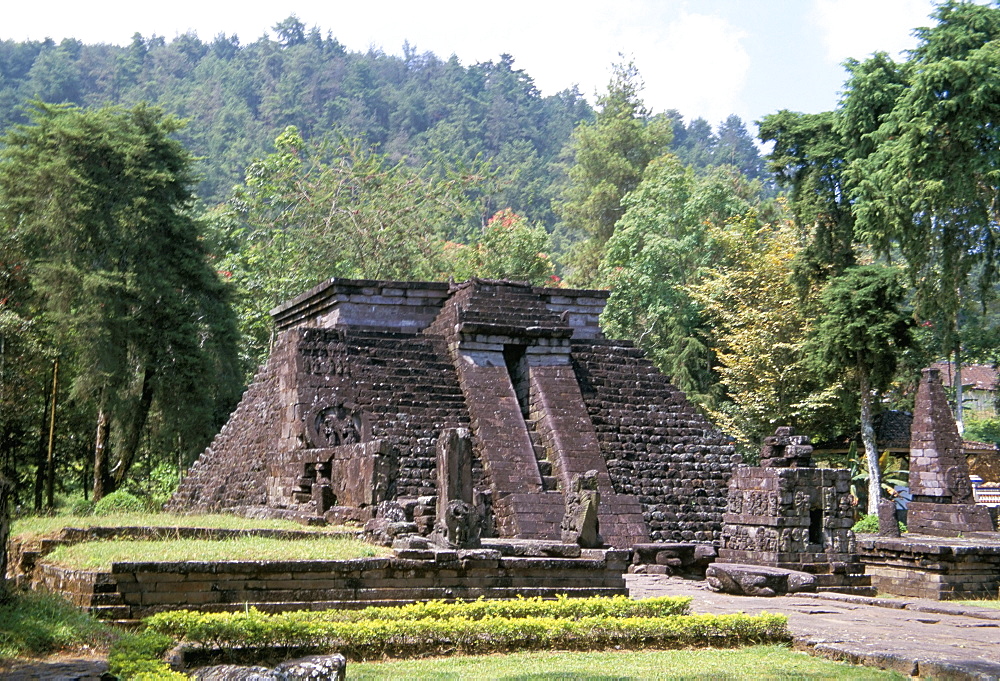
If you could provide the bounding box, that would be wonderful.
[907,368,993,536]
[433,429,481,548]
[436,428,473,514]
[877,500,900,537]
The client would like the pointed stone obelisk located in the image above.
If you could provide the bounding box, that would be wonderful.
[907,368,993,536]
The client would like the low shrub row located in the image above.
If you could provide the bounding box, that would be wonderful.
[144,609,788,661]
[148,594,692,639]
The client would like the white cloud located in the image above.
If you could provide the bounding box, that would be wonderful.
[634,12,750,123]
[812,0,936,63]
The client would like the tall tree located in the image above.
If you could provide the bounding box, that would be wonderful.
[599,156,761,406]
[758,110,857,285]
[846,2,1000,430]
[557,61,671,285]
[807,266,913,514]
[690,216,839,449]
[0,102,241,500]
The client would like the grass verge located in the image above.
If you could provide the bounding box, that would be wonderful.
[43,536,389,569]
[0,590,115,659]
[346,646,907,679]
[12,512,343,542]
[956,599,1000,609]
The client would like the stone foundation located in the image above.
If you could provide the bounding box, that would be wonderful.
[31,544,629,623]
[856,535,1000,600]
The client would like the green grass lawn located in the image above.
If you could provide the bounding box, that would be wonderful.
[12,512,346,542]
[347,646,906,679]
[43,536,389,569]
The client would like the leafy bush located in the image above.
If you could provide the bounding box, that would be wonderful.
[107,629,183,680]
[93,490,147,516]
[70,498,94,516]
[852,514,905,534]
[123,462,180,510]
[964,417,1000,445]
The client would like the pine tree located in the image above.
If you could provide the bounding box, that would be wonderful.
[0,102,241,500]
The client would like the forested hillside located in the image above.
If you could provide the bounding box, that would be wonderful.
[0,15,765,226]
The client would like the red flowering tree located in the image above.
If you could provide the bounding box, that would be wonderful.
[442,209,555,286]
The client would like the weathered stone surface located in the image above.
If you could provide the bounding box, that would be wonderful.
[908,368,994,536]
[561,470,602,547]
[192,665,275,680]
[275,654,346,680]
[192,655,346,681]
[431,499,481,549]
[877,500,900,537]
[169,278,737,547]
[718,428,869,595]
[856,534,1000,600]
[706,563,816,596]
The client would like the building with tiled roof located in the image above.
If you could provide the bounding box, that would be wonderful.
[929,361,998,417]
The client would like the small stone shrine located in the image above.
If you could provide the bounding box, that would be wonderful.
[717,427,870,594]
[168,278,738,548]
[907,367,994,536]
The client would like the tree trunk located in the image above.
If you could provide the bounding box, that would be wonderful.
[859,367,883,516]
[0,471,12,602]
[33,381,50,511]
[954,343,964,435]
[112,366,155,489]
[45,357,59,509]
[92,407,112,501]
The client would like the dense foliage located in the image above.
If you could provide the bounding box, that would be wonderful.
[0,103,241,502]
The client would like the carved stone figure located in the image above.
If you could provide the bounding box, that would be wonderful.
[561,470,602,548]
[434,499,482,548]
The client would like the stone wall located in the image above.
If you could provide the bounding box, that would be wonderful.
[169,326,472,516]
[571,340,737,542]
[34,548,629,622]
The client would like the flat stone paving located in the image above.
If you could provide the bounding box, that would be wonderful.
[629,574,1000,680]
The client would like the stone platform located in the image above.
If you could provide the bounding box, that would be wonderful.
[856,532,1000,600]
[31,541,629,624]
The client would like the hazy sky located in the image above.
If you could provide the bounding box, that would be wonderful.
[2,1,976,133]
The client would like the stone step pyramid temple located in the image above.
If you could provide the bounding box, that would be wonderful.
[168,278,740,548]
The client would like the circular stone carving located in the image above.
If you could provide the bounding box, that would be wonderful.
[306,403,362,448]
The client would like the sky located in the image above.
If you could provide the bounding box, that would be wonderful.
[1,0,981,133]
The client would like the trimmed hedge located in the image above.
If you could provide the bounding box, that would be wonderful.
[148,595,691,639]
[145,608,788,661]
